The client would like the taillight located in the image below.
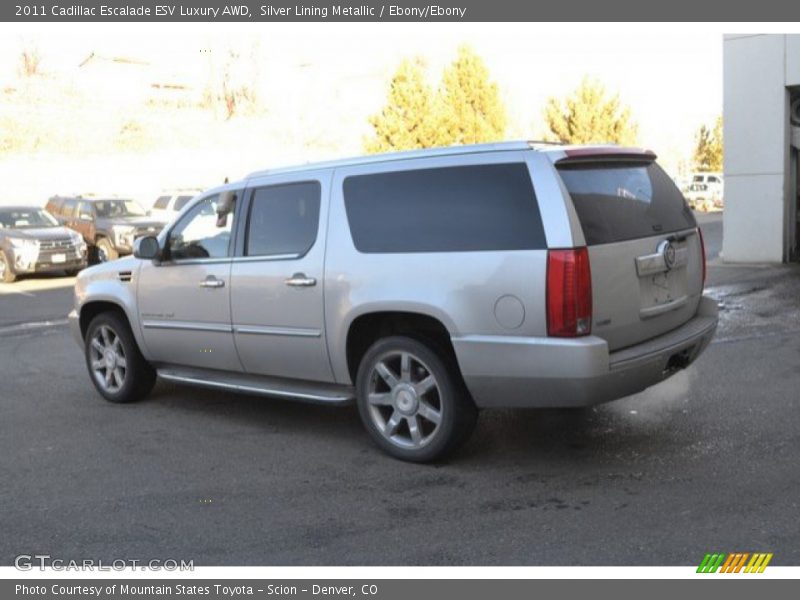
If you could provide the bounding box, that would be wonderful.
[698,228,707,286]
[547,247,592,337]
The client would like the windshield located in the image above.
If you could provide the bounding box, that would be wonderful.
[94,199,146,218]
[0,208,59,230]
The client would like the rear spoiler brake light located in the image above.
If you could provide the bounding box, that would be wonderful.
[556,147,657,165]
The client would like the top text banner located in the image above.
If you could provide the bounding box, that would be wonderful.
[3,0,800,21]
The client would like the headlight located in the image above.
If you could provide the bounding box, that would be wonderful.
[112,225,136,245]
[8,238,39,269]
[9,237,39,250]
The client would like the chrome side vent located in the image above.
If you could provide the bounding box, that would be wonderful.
[118,271,132,283]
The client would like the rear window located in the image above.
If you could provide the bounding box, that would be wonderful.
[343,163,545,253]
[557,161,696,245]
[153,196,170,210]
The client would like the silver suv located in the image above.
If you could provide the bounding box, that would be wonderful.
[69,142,718,462]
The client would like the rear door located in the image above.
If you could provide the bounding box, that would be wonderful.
[554,152,704,351]
[229,173,332,382]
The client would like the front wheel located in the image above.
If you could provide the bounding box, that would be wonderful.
[85,311,156,403]
[355,336,477,462]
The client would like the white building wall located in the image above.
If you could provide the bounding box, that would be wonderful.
[723,34,789,263]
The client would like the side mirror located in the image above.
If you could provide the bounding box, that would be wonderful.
[133,236,161,260]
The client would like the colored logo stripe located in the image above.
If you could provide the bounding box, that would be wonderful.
[697,552,773,573]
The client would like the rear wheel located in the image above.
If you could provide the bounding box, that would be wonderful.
[85,311,155,403]
[95,238,118,263]
[0,251,16,283]
[355,336,477,462]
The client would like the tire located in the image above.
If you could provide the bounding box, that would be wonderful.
[355,336,477,463]
[84,311,156,403]
[95,238,119,263]
[65,268,83,277]
[0,251,16,283]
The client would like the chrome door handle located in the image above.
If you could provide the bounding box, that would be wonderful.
[285,273,317,287]
[199,278,225,288]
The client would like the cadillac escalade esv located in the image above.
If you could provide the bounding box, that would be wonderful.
[69,142,718,461]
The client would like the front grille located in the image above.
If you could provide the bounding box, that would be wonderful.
[39,238,74,251]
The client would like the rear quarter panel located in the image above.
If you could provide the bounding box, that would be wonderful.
[324,150,561,385]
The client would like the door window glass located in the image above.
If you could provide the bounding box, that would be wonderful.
[168,194,235,260]
[246,182,321,257]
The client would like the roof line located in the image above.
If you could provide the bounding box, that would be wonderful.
[244,140,558,179]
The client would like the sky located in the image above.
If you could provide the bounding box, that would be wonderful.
[0,23,723,177]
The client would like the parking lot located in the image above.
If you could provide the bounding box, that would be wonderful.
[1,212,799,565]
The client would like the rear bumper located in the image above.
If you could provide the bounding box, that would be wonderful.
[452,296,718,408]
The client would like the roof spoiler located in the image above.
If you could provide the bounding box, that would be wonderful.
[556,147,657,165]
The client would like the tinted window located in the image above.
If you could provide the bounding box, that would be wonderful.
[153,196,170,210]
[343,163,544,253]
[557,161,696,246]
[77,201,93,219]
[174,195,193,211]
[62,199,77,217]
[94,199,146,218]
[168,195,234,260]
[246,182,321,256]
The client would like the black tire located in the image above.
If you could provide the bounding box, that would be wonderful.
[0,251,16,283]
[65,268,83,277]
[84,311,156,403]
[355,335,477,463]
[95,238,118,263]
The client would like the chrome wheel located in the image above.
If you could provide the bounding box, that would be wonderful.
[89,325,127,393]
[367,351,442,449]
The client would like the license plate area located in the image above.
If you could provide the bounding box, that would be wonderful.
[51,253,66,263]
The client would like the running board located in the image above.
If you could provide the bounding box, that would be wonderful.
[156,366,355,405]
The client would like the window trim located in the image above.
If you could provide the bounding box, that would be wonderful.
[242,179,322,260]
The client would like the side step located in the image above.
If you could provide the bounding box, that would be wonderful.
[156,365,355,406]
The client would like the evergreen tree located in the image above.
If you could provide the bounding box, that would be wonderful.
[544,77,638,145]
[365,47,507,153]
[364,58,436,154]
[693,116,723,171]
[436,45,507,145]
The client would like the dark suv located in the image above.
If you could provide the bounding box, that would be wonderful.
[46,195,167,262]
[0,205,87,283]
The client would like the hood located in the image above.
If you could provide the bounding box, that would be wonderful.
[1,226,77,241]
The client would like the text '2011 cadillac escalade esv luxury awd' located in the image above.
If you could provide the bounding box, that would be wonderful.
[69,142,718,461]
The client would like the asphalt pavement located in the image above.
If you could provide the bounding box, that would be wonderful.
[1,212,799,565]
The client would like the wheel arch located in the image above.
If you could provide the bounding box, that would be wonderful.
[344,309,462,385]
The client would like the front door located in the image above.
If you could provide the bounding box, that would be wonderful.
[230,176,332,382]
[137,192,242,372]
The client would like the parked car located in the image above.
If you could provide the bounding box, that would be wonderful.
[685,183,723,212]
[46,195,167,263]
[68,142,718,462]
[0,205,87,283]
[149,189,202,220]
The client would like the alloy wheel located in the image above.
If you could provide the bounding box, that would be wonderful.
[366,350,443,449]
[89,325,127,393]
